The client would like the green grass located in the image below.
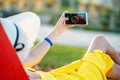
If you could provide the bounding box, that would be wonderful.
[38,44,87,69]
[35,42,120,70]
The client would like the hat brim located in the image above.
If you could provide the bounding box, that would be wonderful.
[0,18,17,46]
[2,12,41,62]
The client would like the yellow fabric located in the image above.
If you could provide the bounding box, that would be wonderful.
[26,50,114,80]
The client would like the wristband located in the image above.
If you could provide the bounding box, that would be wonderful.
[44,37,53,46]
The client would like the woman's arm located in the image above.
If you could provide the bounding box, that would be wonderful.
[23,12,73,67]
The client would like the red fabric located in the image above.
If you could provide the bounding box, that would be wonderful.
[0,22,28,80]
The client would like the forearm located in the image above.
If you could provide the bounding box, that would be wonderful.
[23,29,62,67]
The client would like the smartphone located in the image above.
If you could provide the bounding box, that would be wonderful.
[65,12,88,25]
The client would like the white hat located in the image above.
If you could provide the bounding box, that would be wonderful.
[0,12,41,62]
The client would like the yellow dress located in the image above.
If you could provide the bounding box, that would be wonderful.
[27,50,114,80]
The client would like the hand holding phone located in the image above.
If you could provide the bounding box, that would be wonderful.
[65,12,88,25]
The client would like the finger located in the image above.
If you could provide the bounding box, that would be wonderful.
[66,24,74,29]
[64,18,69,24]
[59,17,68,24]
[59,11,69,24]
[64,11,69,13]
[61,11,69,18]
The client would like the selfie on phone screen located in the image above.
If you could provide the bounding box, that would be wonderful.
[65,12,88,25]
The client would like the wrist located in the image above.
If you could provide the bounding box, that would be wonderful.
[44,37,53,46]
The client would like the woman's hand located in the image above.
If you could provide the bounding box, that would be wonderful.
[25,69,41,80]
[54,11,74,34]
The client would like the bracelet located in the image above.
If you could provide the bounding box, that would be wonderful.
[44,37,53,46]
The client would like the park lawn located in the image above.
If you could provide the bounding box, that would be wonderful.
[38,44,87,69]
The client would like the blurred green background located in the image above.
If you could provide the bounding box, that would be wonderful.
[0,0,120,71]
[0,0,120,32]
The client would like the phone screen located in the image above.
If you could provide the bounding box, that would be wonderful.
[65,12,88,25]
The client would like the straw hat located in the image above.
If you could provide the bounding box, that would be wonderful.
[0,12,41,62]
